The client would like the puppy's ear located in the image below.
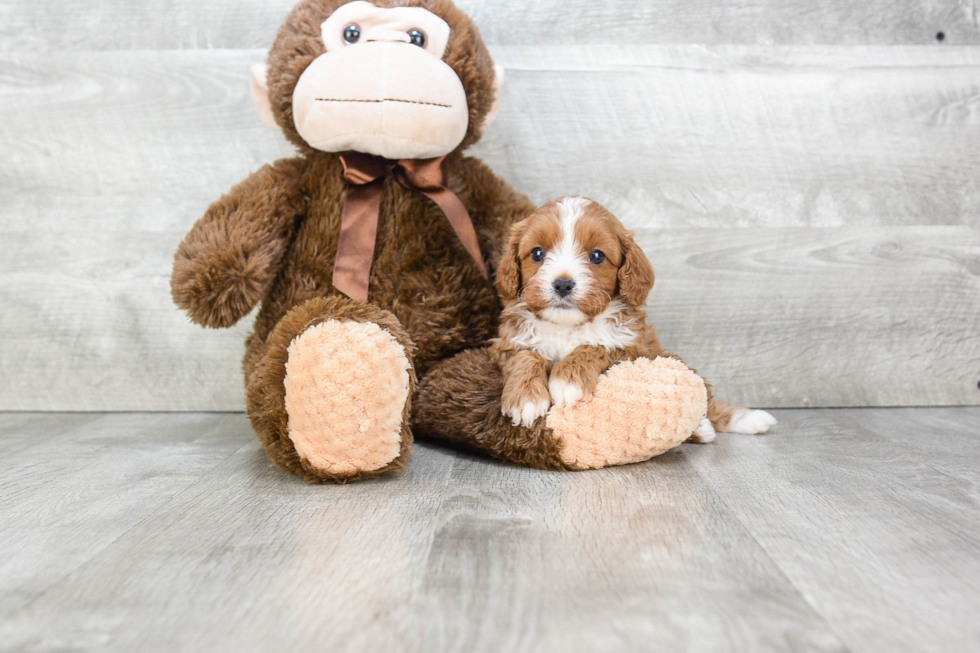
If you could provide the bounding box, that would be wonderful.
[618,231,655,306]
[496,219,527,300]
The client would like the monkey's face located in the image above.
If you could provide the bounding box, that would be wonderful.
[254,0,502,160]
[294,1,467,159]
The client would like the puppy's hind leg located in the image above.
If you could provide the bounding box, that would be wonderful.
[687,417,717,444]
[708,398,777,435]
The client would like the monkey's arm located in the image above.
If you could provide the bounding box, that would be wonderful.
[171,157,309,328]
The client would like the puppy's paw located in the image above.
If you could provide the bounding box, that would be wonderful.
[549,358,601,410]
[516,397,552,427]
[501,382,552,428]
[549,377,585,410]
[687,417,716,443]
[726,409,777,435]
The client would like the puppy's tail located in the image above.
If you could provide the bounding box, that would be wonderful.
[708,398,778,435]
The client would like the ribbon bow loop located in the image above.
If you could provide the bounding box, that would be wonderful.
[340,152,393,186]
[333,152,488,303]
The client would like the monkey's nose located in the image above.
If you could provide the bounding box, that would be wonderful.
[553,278,575,298]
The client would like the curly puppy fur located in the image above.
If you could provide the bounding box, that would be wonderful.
[489,197,756,437]
[414,198,768,468]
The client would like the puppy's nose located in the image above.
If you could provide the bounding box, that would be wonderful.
[553,278,575,298]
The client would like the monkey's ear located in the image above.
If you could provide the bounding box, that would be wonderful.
[250,64,280,130]
[484,64,506,128]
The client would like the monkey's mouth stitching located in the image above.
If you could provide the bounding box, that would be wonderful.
[316,98,452,108]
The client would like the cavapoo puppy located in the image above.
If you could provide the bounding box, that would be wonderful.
[490,196,776,442]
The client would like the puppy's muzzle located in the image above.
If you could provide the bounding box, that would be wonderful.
[553,278,575,299]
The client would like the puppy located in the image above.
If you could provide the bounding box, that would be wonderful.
[490,196,776,441]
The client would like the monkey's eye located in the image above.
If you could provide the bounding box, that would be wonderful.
[589,250,606,265]
[408,29,426,47]
[531,247,546,263]
[343,24,361,44]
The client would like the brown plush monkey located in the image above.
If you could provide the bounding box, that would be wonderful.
[172,0,709,483]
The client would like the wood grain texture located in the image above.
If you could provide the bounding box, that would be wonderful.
[635,227,980,409]
[0,412,248,617]
[479,46,980,228]
[685,408,980,652]
[0,415,847,653]
[0,0,977,51]
[2,409,979,652]
[2,46,979,410]
[824,407,980,494]
[2,226,977,411]
[4,47,979,234]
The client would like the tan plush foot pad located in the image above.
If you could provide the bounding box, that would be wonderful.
[284,320,411,477]
[546,357,708,470]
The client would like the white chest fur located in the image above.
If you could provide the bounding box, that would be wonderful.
[508,301,638,364]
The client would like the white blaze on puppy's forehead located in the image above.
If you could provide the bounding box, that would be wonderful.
[537,196,593,302]
[555,196,590,248]
[321,1,452,58]
[554,196,592,267]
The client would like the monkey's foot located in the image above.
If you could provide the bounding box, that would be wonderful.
[546,357,707,470]
[284,319,412,479]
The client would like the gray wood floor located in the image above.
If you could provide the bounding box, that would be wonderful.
[1,409,977,652]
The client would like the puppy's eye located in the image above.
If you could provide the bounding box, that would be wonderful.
[343,24,361,44]
[530,247,546,262]
[589,249,606,265]
[408,29,426,47]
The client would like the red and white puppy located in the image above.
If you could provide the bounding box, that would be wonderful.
[491,196,777,440]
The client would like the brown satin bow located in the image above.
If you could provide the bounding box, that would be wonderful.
[332,152,489,303]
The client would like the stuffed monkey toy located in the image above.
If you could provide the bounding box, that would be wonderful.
[171,0,709,484]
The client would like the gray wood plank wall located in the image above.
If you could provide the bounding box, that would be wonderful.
[2,1,978,49]
[1,2,978,411]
